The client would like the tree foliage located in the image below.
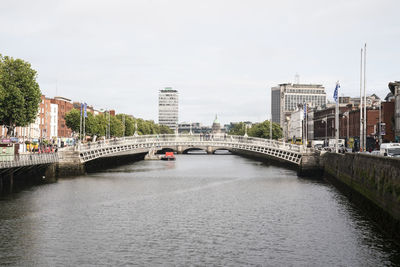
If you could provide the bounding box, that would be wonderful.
[248,120,283,139]
[229,121,283,139]
[0,55,41,135]
[64,109,174,139]
[65,109,81,133]
[228,122,246,136]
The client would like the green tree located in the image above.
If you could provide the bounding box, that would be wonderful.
[159,125,173,134]
[65,109,81,133]
[93,113,107,137]
[248,120,283,139]
[0,55,41,136]
[228,122,246,136]
[116,114,136,136]
[110,116,123,137]
[65,109,98,138]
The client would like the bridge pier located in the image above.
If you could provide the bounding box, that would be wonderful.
[177,146,183,154]
[1,171,14,193]
[297,152,322,177]
[206,146,213,154]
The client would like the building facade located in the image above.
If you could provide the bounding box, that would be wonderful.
[287,106,304,141]
[389,81,400,141]
[271,83,326,136]
[211,115,222,134]
[50,103,58,138]
[39,95,52,140]
[381,101,395,142]
[158,87,179,130]
[51,96,74,138]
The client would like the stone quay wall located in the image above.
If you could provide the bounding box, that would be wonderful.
[322,153,400,225]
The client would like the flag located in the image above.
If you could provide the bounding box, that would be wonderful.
[84,103,87,118]
[333,81,340,103]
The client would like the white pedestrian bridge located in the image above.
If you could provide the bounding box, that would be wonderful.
[77,134,309,165]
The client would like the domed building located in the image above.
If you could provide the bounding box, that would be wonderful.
[212,115,221,134]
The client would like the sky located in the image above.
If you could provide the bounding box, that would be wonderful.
[1,0,399,125]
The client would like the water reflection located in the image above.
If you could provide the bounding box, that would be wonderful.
[0,154,399,266]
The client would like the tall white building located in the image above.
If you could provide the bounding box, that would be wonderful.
[271,83,326,127]
[287,105,304,141]
[50,103,58,138]
[158,87,179,130]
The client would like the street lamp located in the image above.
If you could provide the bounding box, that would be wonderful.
[122,114,125,137]
[321,117,328,146]
[343,112,350,146]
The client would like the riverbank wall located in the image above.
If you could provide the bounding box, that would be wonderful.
[322,152,400,238]
[0,151,147,194]
[0,163,57,194]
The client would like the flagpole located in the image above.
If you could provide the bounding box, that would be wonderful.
[83,111,85,142]
[83,103,87,142]
[363,43,367,151]
[80,103,83,143]
[334,82,339,153]
[305,104,308,149]
[359,48,363,151]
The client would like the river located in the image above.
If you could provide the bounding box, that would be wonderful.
[1,154,399,266]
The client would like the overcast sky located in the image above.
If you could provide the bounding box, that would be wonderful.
[1,0,399,125]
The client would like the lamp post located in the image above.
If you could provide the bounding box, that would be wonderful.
[270,117,273,140]
[343,112,349,146]
[122,114,125,137]
[107,111,111,139]
[321,117,327,146]
[379,100,382,147]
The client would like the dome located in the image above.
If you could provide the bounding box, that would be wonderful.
[213,114,219,124]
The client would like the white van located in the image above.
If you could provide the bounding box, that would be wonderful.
[328,139,345,147]
[380,143,400,157]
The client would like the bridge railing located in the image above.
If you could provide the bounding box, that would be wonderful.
[0,153,59,169]
[76,134,304,153]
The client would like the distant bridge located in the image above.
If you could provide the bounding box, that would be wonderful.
[76,134,309,165]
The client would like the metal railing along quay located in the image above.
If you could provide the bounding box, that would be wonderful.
[0,153,59,169]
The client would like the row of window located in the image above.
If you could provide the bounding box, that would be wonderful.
[286,89,325,94]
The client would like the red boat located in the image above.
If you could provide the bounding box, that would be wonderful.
[161,152,175,161]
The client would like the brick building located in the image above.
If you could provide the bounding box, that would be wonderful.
[381,101,395,142]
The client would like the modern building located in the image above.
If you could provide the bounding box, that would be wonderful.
[287,105,304,141]
[178,122,212,134]
[158,87,179,130]
[271,83,326,134]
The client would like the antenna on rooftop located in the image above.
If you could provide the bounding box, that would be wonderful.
[56,79,58,97]
[295,73,300,84]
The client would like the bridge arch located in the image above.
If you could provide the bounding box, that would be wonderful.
[77,134,306,166]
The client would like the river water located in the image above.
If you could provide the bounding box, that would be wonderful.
[1,154,399,266]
